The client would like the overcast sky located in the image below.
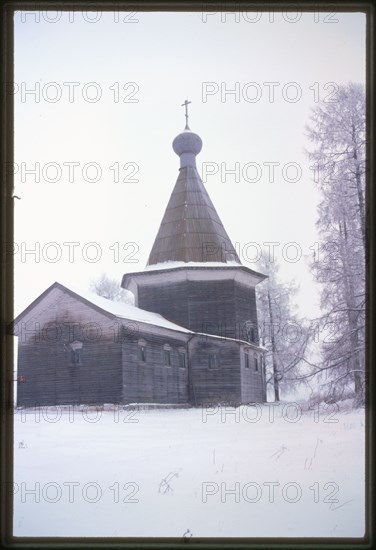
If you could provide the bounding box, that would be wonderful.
[13,9,366,321]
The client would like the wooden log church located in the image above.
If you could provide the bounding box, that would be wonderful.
[12,105,267,407]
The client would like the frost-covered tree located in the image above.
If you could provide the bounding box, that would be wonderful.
[256,255,309,402]
[89,273,134,304]
[305,82,366,406]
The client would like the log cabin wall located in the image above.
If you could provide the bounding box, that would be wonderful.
[14,285,267,407]
[234,283,259,345]
[188,335,241,405]
[15,288,122,407]
[121,328,190,404]
[137,279,235,337]
[137,278,260,344]
[240,347,266,404]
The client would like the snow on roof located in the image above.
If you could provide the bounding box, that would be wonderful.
[57,282,192,333]
[144,260,242,271]
[82,289,265,348]
[15,280,266,347]
[58,283,265,347]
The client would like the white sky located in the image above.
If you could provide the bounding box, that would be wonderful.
[13,10,366,321]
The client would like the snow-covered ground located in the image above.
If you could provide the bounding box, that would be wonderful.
[13,402,365,538]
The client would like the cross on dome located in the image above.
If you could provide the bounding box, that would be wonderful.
[181,99,192,129]
[173,100,202,169]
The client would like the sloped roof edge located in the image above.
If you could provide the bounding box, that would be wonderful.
[10,282,191,335]
[122,263,267,289]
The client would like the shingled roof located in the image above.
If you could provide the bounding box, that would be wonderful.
[147,126,240,266]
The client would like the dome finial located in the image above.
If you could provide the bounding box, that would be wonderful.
[181,98,191,130]
[173,100,202,168]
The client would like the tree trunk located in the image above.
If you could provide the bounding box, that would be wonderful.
[351,124,366,253]
[338,218,364,405]
[267,290,280,402]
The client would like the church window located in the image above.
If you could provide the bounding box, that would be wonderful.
[71,349,83,365]
[163,344,172,367]
[178,352,186,368]
[244,350,249,368]
[208,353,220,369]
[254,356,259,372]
[244,322,256,343]
[138,346,146,362]
[69,341,83,366]
[138,339,147,362]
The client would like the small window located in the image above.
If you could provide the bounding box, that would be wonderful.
[71,349,83,366]
[138,339,147,362]
[163,344,172,367]
[244,350,249,369]
[138,346,146,362]
[164,350,171,367]
[208,353,220,369]
[178,352,186,368]
[245,323,255,343]
[69,341,83,366]
[254,357,259,372]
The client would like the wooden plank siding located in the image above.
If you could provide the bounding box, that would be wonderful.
[240,347,266,403]
[121,330,189,404]
[137,279,259,345]
[13,283,267,407]
[138,279,238,337]
[138,281,190,334]
[187,280,236,338]
[234,283,260,345]
[15,288,123,407]
[188,335,242,405]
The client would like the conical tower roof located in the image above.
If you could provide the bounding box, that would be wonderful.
[147,123,240,266]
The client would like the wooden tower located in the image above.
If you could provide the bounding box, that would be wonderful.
[122,106,266,344]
